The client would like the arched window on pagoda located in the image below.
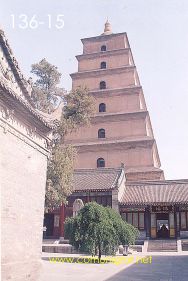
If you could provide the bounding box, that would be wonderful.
[97,158,105,168]
[100,81,106,89]
[100,61,106,69]
[98,128,105,138]
[101,45,106,52]
[99,103,106,112]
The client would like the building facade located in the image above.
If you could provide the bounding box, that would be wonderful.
[44,22,188,241]
[120,180,188,239]
[45,172,188,240]
[0,28,52,280]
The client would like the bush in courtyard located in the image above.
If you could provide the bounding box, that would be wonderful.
[64,202,139,261]
[105,207,139,246]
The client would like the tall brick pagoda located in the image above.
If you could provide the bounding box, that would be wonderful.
[65,21,164,181]
[45,22,188,241]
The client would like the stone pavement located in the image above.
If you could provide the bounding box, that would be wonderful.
[41,253,188,281]
[106,256,188,281]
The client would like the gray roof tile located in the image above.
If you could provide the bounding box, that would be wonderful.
[73,168,123,191]
[120,180,188,205]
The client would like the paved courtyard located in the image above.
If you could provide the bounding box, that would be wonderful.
[41,253,188,281]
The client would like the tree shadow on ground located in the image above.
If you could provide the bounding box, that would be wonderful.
[104,256,188,281]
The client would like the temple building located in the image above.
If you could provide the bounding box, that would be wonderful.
[44,21,188,242]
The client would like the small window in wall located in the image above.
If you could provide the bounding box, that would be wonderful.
[139,213,145,229]
[100,62,106,69]
[127,213,132,224]
[107,196,112,207]
[133,213,138,228]
[101,45,106,51]
[102,196,107,206]
[123,212,145,230]
[121,213,127,221]
[180,212,188,230]
[98,128,105,138]
[96,196,102,205]
[100,81,106,89]
[97,158,105,168]
[99,103,106,112]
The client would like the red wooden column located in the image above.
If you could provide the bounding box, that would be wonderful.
[59,204,65,237]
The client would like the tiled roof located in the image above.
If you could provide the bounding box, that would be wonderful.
[0,28,33,103]
[0,78,54,130]
[0,28,53,130]
[120,180,188,205]
[73,168,123,192]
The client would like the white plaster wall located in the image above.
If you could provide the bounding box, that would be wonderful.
[0,126,48,281]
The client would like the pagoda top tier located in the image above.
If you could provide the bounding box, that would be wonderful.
[81,21,127,43]
[101,20,113,35]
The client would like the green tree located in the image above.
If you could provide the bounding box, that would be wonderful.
[31,58,64,112]
[31,59,94,210]
[56,86,95,141]
[45,145,76,210]
[105,207,139,246]
[64,202,139,261]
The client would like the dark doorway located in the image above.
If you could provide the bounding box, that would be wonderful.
[156,213,169,238]
[44,214,54,237]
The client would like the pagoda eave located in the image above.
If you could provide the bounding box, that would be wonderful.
[70,65,136,79]
[92,110,148,123]
[76,48,130,61]
[66,137,155,149]
[81,32,127,43]
[89,86,142,96]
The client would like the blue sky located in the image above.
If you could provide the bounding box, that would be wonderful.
[1,0,188,179]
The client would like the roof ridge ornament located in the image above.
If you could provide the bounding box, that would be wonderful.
[101,19,113,35]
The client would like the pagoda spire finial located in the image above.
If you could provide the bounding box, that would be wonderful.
[101,19,112,35]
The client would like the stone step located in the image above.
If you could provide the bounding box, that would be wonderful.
[43,239,59,244]
[43,238,70,245]
[148,239,177,252]
[42,244,78,254]
[42,243,143,254]
[182,240,188,251]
